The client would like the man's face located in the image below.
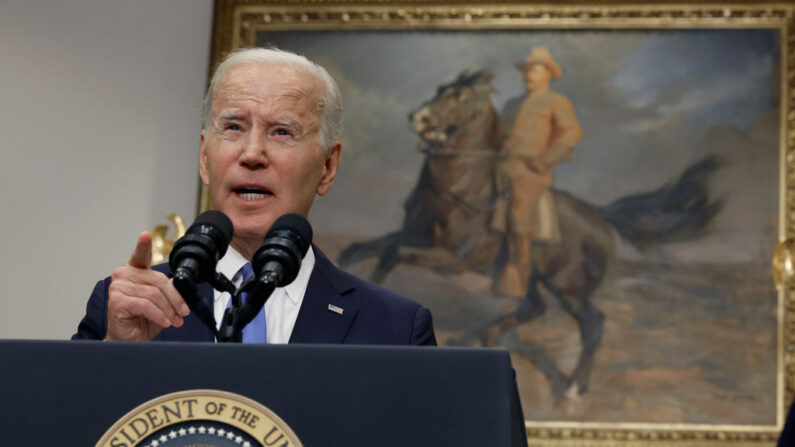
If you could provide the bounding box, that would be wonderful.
[524,64,552,92]
[199,63,341,246]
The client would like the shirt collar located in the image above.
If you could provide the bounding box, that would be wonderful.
[285,245,314,305]
[214,247,248,303]
[214,244,315,306]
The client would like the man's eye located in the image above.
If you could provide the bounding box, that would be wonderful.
[275,128,292,136]
[226,124,241,131]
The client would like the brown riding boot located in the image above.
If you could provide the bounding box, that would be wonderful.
[497,233,533,297]
[498,265,525,297]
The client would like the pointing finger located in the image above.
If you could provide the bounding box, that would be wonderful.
[128,232,152,269]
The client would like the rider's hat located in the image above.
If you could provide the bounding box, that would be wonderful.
[516,47,562,79]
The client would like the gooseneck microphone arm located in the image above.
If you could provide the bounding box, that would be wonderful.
[216,274,279,343]
[216,213,313,343]
[173,270,221,340]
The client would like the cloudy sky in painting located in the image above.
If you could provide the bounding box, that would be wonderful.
[613,31,775,130]
[262,29,779,262]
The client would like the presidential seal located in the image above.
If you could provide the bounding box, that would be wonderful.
[96,389,303,447]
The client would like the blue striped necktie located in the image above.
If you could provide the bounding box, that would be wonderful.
[231,262,267,343]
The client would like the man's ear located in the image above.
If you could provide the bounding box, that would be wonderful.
[316,141,342,196]
[199,130,209,186]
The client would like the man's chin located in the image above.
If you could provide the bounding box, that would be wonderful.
[222,213,270,238]
[228,227,271,258]
[231,222,272,239]
[225,206,307,238]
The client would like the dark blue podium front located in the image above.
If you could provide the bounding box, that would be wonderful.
[0,340,527,446]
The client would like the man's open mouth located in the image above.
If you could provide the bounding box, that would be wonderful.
[234,187,272,201]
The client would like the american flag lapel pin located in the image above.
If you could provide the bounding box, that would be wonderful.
[327,304,344,315]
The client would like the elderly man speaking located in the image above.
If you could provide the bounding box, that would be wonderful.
[73,48,436,346]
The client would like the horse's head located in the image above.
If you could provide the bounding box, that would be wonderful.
[409,69,495,146]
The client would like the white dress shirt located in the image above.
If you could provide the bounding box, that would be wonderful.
[212,245,315,344]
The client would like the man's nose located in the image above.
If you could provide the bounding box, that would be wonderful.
[239,134,269,168]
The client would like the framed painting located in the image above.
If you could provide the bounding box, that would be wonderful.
[204,1,795,445]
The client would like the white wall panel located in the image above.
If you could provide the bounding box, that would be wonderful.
[0,0,213,338]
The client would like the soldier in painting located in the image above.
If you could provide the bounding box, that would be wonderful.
[493,47,584,298]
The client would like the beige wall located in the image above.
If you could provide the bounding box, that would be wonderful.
[0,0,214,339]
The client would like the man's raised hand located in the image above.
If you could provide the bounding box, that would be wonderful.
[105,232,190,341]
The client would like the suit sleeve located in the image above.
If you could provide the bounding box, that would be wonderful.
[779,402,795,446]
[410,305,437,346]
[71,278,110,340]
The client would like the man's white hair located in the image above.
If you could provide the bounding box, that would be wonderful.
[202,47,343,150]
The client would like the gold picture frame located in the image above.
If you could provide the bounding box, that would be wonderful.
[203,1,794,445]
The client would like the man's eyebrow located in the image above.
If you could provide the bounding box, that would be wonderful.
[217,112,245,122]
[271,119,298,128]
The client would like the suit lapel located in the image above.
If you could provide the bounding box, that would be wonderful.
[289,248,359,344]
[192,281,217,341]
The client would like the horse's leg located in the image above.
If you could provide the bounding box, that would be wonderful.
[500,332,572,404]
[372,243,487,285]
[338,231,402,268]
[447,270,545,347]
[569,300,604,394]
[445,268,572,403]
[482,271,574,403]
[397,246,468,273]
[481,270,546,346]
[370,242,400,284]
[538,242,607,396]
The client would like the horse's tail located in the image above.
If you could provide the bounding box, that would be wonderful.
[600,155,723,249]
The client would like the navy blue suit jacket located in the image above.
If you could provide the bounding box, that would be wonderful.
[73,248,436,345]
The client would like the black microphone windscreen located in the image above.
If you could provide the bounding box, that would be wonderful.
[193,210,234,246]
[268,214,313,255]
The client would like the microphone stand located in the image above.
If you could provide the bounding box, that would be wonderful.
[172,269,222,340]
[173,267,277,344]
[216,272,278,343]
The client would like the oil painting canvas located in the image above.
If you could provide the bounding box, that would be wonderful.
[254,28,780,427]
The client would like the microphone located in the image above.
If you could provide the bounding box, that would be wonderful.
[252,213,313,286]
[169,210,233,339]
[168,210,234,283]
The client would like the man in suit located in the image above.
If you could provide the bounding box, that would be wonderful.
[73,47,436,345]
